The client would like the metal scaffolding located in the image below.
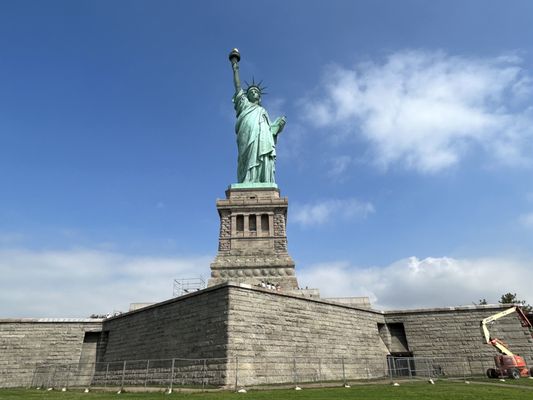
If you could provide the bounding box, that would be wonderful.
[173,277,206,297]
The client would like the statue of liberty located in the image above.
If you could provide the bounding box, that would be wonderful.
[229,49,286,184]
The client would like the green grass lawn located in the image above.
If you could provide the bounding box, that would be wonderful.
[1,381,532,400]
[469,376,533,386]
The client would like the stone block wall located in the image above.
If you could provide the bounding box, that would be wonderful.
[221,285,533,384]
[0,319,102,388]
[100,286,230,362]
[384,306,533,374]
[2,285,532,388]
[224,284,390,385]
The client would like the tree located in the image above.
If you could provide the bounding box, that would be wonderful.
[478,298,488,305]
[499,292,531,311]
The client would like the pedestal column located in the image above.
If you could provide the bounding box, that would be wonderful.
[208,187,298,289]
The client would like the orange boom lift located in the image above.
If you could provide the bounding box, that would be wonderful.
[481,306,533,379]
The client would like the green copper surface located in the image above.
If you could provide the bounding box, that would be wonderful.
[229,48,286,184]
[229,182,279,190]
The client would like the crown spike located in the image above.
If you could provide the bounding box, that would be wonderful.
[244,77,268,96]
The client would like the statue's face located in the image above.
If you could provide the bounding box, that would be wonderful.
[247,87,261,103]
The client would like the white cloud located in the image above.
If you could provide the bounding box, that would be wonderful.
[1,248,530,317]
[292,198,375,226]
[0,249,211,318]
[328,155,352,177]
[301,50,533,173]
[298,256,533,309]
[519,212,533,228]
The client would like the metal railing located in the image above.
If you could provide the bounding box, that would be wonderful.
[29,354,532,391]
[31,358,227,391]
[233,356,388,387]
[388,356,469,380]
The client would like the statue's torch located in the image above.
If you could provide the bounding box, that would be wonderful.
[229,48,241,65]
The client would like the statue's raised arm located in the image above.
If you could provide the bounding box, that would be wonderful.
[228,48,286,185]
[229,48,241,94]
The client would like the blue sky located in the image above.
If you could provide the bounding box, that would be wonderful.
[1,0,533,317]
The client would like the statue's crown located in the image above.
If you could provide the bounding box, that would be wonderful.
[245,78,268,95]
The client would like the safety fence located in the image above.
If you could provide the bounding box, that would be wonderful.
[233,356,389,386]
[30,355,530,391]
[389,355,533,381]
[32,358,227,391]
[388,356,469,380]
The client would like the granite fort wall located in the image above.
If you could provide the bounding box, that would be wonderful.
[96,286,231,387]
[0,319,103,388]
[99,283,391,386]
[224,284,389,385]
[222,285,533,384]
[101,286,230,362]
[3,285,532,388]
[384,306,533,374]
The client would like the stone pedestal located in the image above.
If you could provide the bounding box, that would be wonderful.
[208,187,299,289]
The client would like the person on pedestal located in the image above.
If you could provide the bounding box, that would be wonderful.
[229,49,287,184]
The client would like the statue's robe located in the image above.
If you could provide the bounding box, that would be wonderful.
[233,89,276,183]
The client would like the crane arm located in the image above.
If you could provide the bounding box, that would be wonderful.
[480,306,533,356]
[489,338,515,356]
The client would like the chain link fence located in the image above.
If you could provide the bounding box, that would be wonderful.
[388,356,469,380]
[389,355,533,381]
[31,358,228,391]
[232,356,389,387]
[29,354,531,391]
